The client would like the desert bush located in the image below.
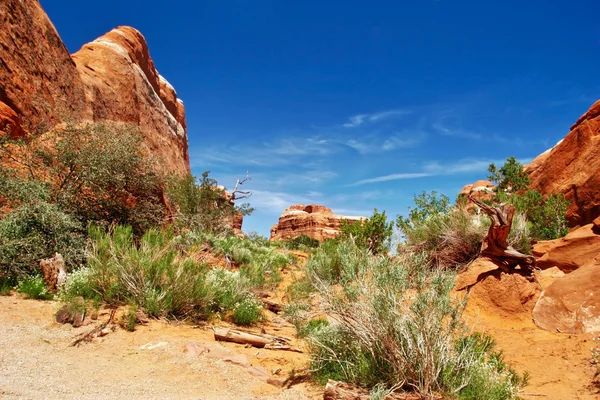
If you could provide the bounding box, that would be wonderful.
[211,234,293,288]
[120,305,138,332]
[497,190,568,241]
[397,193,489,269]
[306,249,527,398]
[285,234,320,250]
[232,296,264,326]
[0,195,85,280]
[305,238,373,285]
[167,171,254,234]
[339,209,393,254]
[16,275,53,300]
[83,225,215,320]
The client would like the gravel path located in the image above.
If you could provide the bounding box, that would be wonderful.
[0,296,317,400]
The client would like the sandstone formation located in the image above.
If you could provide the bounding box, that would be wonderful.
[270,205,364,242]
[455,257,540,320]
[526,99,600,227]
[0,101,25,138]
[0,0,189,175]
[458,180,495,211]
[532,260,600,333]
[532,220,600,272]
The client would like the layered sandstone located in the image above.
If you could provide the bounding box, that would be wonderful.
[526,99,600,227]
[270,205,364,242]
[532,260,600,333]
[532,220,600,272]
[0,0,189,175]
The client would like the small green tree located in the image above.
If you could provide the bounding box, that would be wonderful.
[487,156,530,192]
[167,171,254,234]
[396,191,450,237]
[340,209,393,254]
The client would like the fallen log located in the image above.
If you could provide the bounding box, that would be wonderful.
[468,194,535,272]
[213,327,272,347]
[213,327,303,352]
[263,298,283,314]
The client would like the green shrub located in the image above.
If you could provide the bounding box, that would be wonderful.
[17,275,53,300]
[339,209,393,254]
[84,225,215,320]
[167,171,254,234]
[487,156,530,192]
[0,276,16,296]
[305,238,373,285]
[397,193,489,269]
[0,176,85,280]
[232,296,263,326]
[285,234,320,250]
[306,248,526,398]
[120,305,138,332]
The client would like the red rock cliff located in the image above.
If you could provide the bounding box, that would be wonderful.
[526,100,600,227]
[270,204,364,242]
[0,0,189,175]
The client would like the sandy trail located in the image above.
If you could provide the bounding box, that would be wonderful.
[0,295,319,400]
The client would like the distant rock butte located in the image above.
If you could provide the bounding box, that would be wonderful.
[0,0,189,175]
[525,99,600,227]
[270,204,364,242]
[458,180,495,210]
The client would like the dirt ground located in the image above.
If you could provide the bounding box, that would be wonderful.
[0,295,320,400]
[465,302,599,400]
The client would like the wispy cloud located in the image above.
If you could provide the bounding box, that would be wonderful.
[349,158,505,186]
[349,173,433,186]
[346,133,421,154]
[432,122,482,140]
[343,109,412,128]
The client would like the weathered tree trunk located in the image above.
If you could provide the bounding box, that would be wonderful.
[213,327,302,352]
[468,195,535,272]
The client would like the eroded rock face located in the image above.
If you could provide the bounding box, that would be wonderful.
[0,0,87,132]
[456,257,541,320]
[532,260,600,333]
[0,0,189,175]
[73,26,189,175]
[526,100,600,227]
[532,222,600,272]
[0,101,26,138]
[270,204,364,242]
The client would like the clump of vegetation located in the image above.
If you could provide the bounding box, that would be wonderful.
[16,275,53,300]
[167,171,254,235]
[232,296,263,326]
[284,234,320,251]
[339,209,393,254]
[0,168,85,280]
[397,191,488,269]
[490,157,569,240]
[120,305,139,332]
[304,241,527,398]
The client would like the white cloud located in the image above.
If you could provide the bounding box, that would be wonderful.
[349,158,510,186]
[343,109,412,128]
[349,173,433,186]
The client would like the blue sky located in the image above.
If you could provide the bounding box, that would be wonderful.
[43,0,600,236]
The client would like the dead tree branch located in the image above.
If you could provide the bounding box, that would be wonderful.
[468,194,535,272]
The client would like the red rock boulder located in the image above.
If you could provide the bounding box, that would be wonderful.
[532,260,600,333]
[458,180,496,211]
[532,222,600,272]
[526,99,600,227]
[270,204,364,242]
[455,257,540,321]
